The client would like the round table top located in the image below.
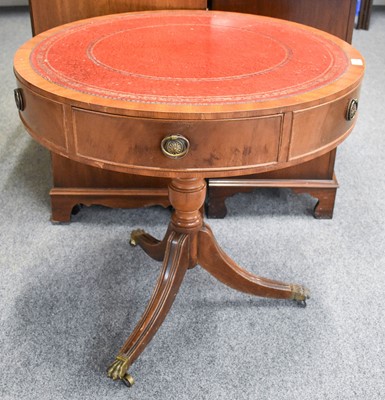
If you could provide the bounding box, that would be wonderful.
[15,10,364,118]
[14,10,365,178]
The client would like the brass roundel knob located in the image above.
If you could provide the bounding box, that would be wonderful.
[346,98,358,121]
[161,135,190,159]
[14,88,25,111]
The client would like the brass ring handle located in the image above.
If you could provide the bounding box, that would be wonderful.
[161,135,190,159]
[14,88,24,111]
[346,98,358,121]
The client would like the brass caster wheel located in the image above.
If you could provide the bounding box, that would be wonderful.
[130,229,145,246]
[122,373,135,387]
[296,299,307,308]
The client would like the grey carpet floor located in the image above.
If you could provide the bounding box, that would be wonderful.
[1,6,384,400]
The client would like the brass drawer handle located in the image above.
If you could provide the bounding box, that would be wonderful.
[14,88,24,111]
[161,135,190,159]
[346,98,358,121]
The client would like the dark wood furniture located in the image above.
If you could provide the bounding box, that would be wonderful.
[14,11,364,386]
[357,0,374,30]
[28,0,358,222]
[29,0,207,34]
[207,0,357,218]
[210,0,356,42]
[28,0,206,222]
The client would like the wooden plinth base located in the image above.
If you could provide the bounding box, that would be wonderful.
[207,176,339,219]
[50,188,170,223]
[107,178,309,386]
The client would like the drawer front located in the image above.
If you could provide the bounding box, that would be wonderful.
[17,84,67,152]
[289,87,361,160]
[72,108,283,175]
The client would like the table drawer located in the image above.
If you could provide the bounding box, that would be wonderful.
[289,87,361,160]
[72,108,283,176]
[17,85,67,152]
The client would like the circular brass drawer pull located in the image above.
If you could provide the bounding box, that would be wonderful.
[346,98,358,121]
[161,135,190,159]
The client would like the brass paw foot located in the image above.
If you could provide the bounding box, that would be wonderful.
[107,355,135,387]
[130,229,146,246]
[290,284,310,307]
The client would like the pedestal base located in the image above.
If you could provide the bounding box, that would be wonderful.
[107,178,309,386]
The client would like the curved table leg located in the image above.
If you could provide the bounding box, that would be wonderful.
[197,224,309,303]
[107,230,190,386]
[108,178,309,387]
[130,226,172,261]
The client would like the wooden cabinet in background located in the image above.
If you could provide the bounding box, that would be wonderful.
[206,0,357,218]
[210,0,356,42]
[28,0,357,221]
[29,0,207,35]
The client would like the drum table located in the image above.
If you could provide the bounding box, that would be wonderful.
[14,10,364,387]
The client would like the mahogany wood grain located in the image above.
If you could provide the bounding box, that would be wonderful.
[29,0,206,35]
[210,0,356,43]
[207,149,337,218]
[129,227,171,262]
[49,188,170,223]
[49,154,170,222]
[293,187,338,219]
[14,78,362,178]
[198,224,294,299]
[116,230,190,371]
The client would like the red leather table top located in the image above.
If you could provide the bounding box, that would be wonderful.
[30,10,349,106]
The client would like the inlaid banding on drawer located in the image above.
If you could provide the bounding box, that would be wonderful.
[72,108,283,173]
[18,85,67,152]
[289,87,361,160]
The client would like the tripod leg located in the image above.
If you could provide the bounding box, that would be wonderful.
[108,231,190,386]
[130,226,173,262]
[198,224,309,303]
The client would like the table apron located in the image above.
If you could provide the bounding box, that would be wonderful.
[16,82,361,178]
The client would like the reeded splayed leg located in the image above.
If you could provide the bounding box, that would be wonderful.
[197,224,310,304]
[107,231,190,386]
